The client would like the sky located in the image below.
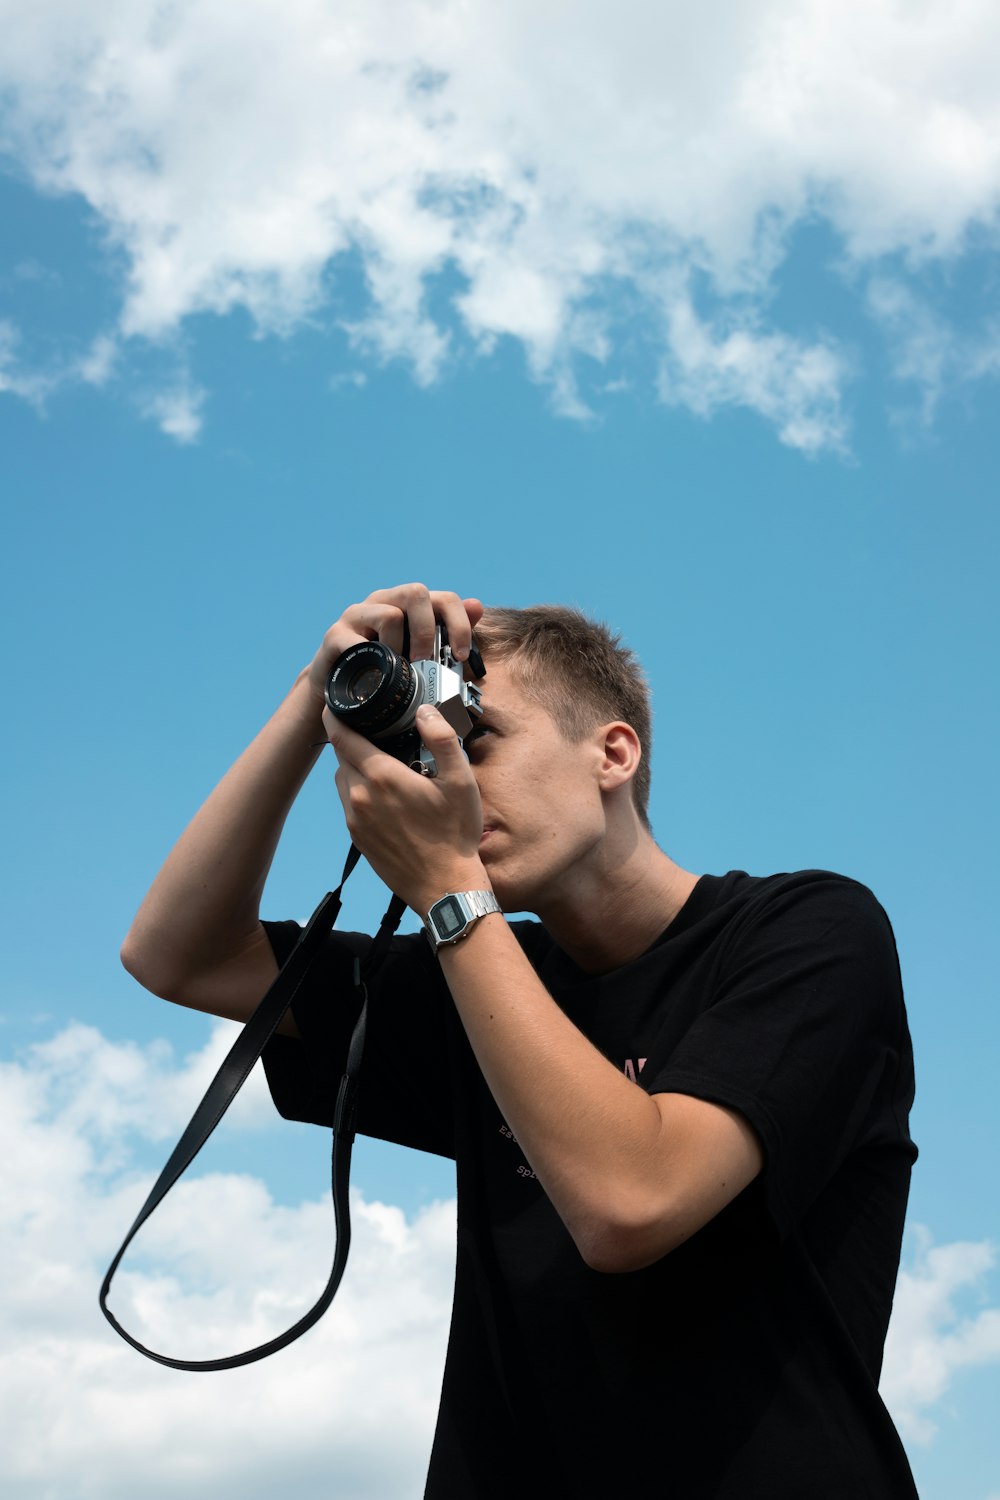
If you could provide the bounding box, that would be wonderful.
[1,1,999,1495]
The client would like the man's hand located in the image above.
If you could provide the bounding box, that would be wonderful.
[324,700,491,916]
[305,583,484,714]
[310,583,489,912]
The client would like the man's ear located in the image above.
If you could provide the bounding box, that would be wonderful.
[596,722,641,796]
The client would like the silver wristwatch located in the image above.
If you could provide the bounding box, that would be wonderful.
[424,890,502,952]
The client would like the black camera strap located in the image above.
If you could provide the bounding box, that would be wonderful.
[99,844,407,1370]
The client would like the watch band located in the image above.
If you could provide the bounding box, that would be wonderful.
[424,890,502,951]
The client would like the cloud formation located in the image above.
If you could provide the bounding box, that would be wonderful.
[880,1224,1000,1443]
[1,1022,454,1500]
[2,1021,999,1497]
[2,1,999,447]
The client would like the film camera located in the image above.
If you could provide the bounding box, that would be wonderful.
[325,625,485,777]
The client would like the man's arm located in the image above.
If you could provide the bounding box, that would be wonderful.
[120,585,483,1034]
[119,666,324,1032]
[326,691,763,1272]
[439,917,763,1273]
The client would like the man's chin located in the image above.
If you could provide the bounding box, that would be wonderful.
[480,846,544,916]
[485,870,540,919]
[479,862,514,910]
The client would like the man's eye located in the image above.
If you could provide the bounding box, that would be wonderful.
[466,726,493,750]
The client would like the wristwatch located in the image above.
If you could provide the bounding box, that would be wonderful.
[424,890,502,952]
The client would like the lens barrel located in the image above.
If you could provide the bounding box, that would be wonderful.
[325,641,420,738]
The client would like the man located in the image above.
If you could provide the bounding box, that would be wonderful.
[122,583,918,1498]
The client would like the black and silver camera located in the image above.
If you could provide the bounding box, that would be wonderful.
[325,625,485,777]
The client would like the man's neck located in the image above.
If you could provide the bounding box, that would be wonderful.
[536,831,700,975]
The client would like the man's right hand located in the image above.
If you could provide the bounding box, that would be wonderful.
[305,584,485,713]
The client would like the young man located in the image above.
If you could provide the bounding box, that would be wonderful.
[122,583,918,1498]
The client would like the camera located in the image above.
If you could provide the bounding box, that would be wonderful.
[325,625,485,777]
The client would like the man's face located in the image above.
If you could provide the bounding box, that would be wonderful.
[465,660,608,914]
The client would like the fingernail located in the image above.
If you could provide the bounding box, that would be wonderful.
[417,704,437,720]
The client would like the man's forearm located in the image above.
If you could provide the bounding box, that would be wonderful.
[437,916,674,1268]
[121,667,326,990]
[438,915,762,1274]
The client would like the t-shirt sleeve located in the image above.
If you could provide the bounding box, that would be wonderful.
[260,918,457,1159]
[645,874,912,1239]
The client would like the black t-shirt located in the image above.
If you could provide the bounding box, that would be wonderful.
[262,869,919,1499]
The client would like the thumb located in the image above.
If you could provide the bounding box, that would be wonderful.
[415,703,467,773]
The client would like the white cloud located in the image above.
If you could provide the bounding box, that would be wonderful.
[3,1024,1000,1498]
[21,1018,277,1148]
[0,1023,454,1500]
[329,369,368,391]
[0,319,54,406]
[13,258,61,286]
[2,1,1000,448]
[880,1224,1000,1444]
[77,332,120,387]
[658,295,851,454]
[140,380,206,443]
[868,276,1000,422]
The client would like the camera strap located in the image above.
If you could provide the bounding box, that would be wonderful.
[99,844,407,1370]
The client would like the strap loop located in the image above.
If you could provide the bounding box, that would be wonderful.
[99,845,405,1370]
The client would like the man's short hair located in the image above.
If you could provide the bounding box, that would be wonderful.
[474,605,653,829]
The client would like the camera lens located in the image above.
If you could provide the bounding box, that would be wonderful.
[325,641,420,738]
[345,665,384,704]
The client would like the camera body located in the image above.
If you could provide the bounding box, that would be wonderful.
[325,625,484,777]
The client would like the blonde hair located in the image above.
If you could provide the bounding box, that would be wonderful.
[474,605,652,829]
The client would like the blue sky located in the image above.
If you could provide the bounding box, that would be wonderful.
[2,5,999,1496]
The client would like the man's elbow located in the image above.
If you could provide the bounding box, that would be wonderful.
[120,934,183,1001]
[576,1202,690,1275]
[121,936,159,994]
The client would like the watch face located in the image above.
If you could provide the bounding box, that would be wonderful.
[435,895,465,937]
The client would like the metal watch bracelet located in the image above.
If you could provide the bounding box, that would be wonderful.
[424,890,502,952]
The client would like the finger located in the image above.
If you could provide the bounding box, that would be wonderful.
[333,758,379,844]
[463,597,485,629]
[415,703,469,777]
[335,602,406,654]
[428,591,478,661]
[370,583,437,661]
[323,708,393,774]
[320,606,404,675]
[461,597,485,671]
